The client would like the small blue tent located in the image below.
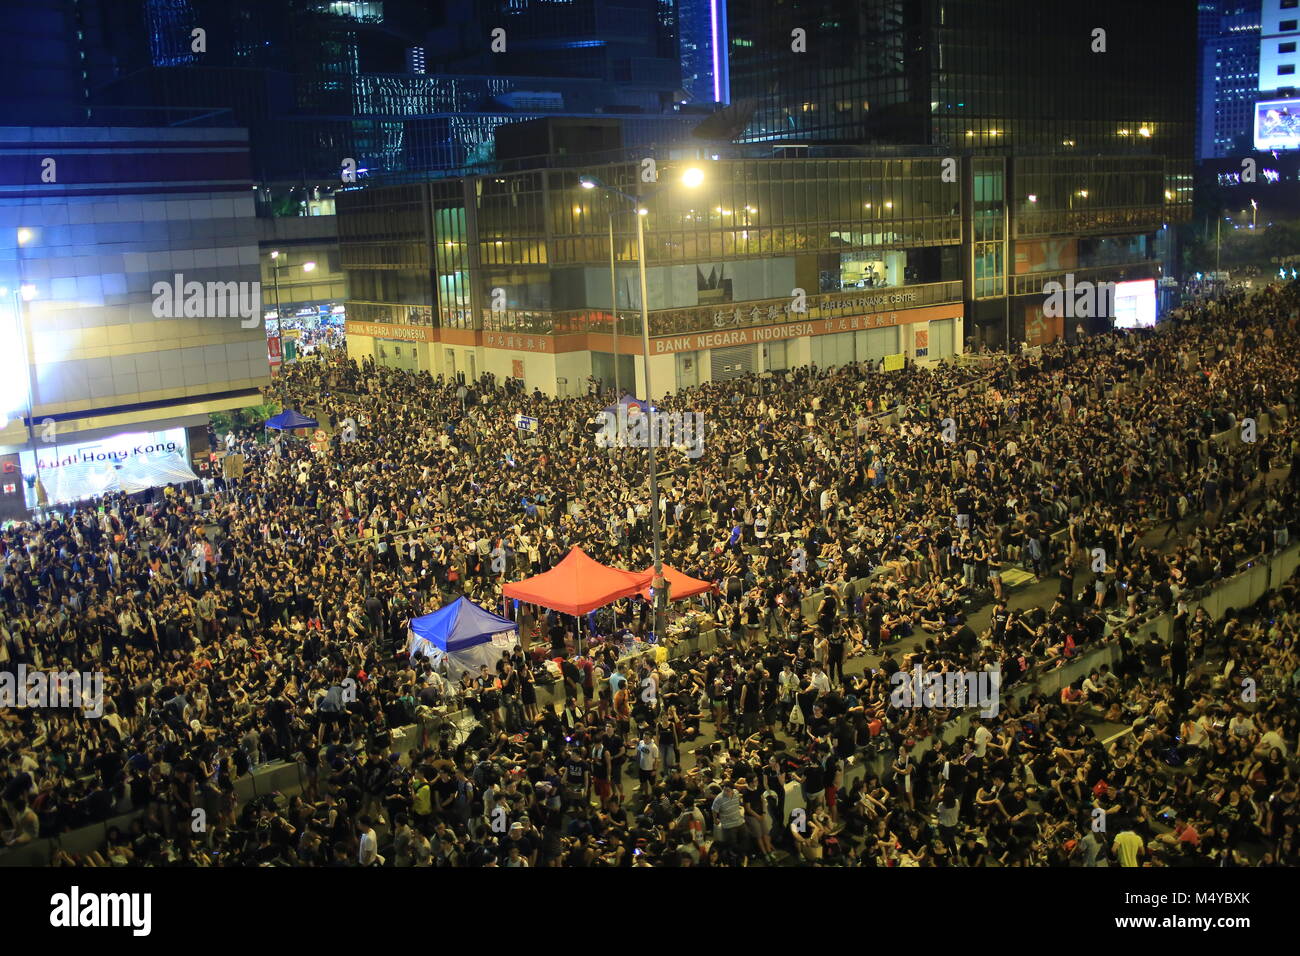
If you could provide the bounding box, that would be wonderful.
[265,409,319,430]
[408,597,519,677]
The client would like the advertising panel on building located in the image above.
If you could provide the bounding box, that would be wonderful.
[22,427,192,507]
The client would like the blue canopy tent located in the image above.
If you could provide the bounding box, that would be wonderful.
[264,409,319,430]
[407,597,519,677]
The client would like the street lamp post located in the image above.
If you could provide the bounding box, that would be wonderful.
[13,231,39,457]
[270,250,283,320]
[607,206,620,399]
[580,166,703,640]
[268,254,316,368]
[632,201,668,639]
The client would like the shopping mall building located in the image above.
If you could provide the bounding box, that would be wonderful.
[0,124,268,514]
[337,144,1190,398]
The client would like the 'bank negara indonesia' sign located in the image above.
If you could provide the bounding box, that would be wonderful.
[653,301,961,354]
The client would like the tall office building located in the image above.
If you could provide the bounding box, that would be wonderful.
[1197,0,1262,159]
[1254,0,1300,151]
[0,0,119,127]
[90,0,439,182]
[727,0,1193,156]
[1258,0,1300,95]
[427,0,682,104]
[31,0,704,182]
[677,0,728,104]
[722,0,1194,347]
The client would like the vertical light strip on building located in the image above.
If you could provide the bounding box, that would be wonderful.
[710,0,729,103]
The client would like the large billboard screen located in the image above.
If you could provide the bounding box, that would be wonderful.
[1113,279,1157,329]
[20,426,190,506]
[1255,99,1300,151]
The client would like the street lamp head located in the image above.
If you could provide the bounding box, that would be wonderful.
[20,285,36,301]
[16,228,32,246]
[579,176,598,189]
[637,207,649,216]
[270,250,280,259]
[681,167,705,189]
[303,261,317,272]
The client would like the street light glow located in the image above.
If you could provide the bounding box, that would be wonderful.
[681,167,705,188]
[303,261,316,272]
[17,229,32,245]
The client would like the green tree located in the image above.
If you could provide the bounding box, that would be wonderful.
[210,401,280,439]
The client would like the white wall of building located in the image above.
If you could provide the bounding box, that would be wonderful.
[554,350,593,398]
[1259,0,1300,93]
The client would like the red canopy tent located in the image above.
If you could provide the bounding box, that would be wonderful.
[503,546,653,616]
[639,565,716,602]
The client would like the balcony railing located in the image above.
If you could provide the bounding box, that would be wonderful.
[478,280,965,338]
[1010,262,1163,297]
[1015,204,1188,238]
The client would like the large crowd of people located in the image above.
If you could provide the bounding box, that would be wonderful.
[1,281,1299,867]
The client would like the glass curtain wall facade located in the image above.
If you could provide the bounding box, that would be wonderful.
[479,158,961,335]
[428,0,680,93]
[339,156,964,344]
[728,0,1195,159]
[727,0,1194,349]
[1197,0,1262,159]
[337,183,435,326]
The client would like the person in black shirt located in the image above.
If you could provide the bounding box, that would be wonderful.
[959,832,987,866]
[879,648,901,681]
[826,626,846,686]
[953,616,978,659]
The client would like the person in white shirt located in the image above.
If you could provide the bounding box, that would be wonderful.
[972,720,993,759]
[778,663,799,706]
[1228,711,1258,739]
[1258,718,1288,757]
[358,816,383,867]
[809,664,830,695]
[636,734,659,795]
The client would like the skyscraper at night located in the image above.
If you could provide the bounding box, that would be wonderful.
[2,0,701,184]
[1197,0,1262,159]
[726,0,1193,158]
[720,0,1194,346]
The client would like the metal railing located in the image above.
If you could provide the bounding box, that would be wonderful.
[477,280,964,339]
[1010,261,1163,297]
